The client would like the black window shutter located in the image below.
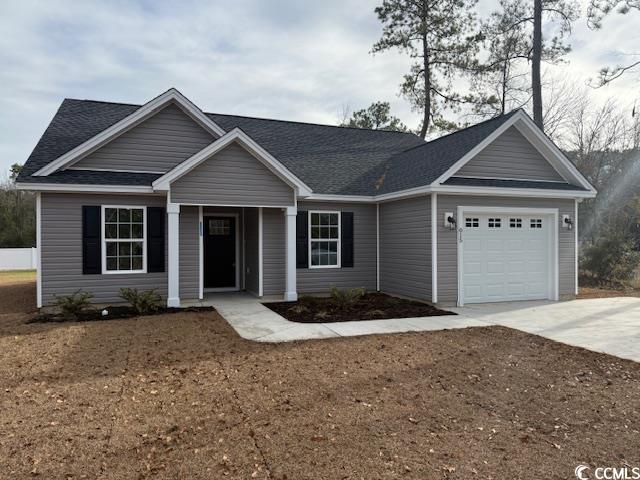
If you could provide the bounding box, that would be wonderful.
[147,207,165,273]
[341,212,354,268]
[296,210,308,268]
[82,206,101,274]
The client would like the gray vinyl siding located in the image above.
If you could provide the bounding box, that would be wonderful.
[170,143,295,207]
[73,103,216,173]
[179,206,199,300]
[40,192,167,306]
[456,126,565,182]
[436,195,576,304]
[262,208,285,296]
[297,201,377,294]
[379,195,431,301]
[244,209,260,295]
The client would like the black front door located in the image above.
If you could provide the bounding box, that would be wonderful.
[203,216,236,289]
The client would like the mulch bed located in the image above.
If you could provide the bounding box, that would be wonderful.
[28,305,215,324]
[264,292,455,323]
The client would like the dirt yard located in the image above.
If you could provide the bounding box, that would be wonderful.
[578,286,640,299]
[0,269,36,314]
[1,274,639,479]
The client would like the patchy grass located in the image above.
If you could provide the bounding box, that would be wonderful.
[1,284,639,478]
[578,286,640,299]
[0,269,36,284]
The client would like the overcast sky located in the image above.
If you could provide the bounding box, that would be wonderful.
[0,0,638,177]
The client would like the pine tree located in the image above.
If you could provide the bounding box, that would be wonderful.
[372,0,481,138]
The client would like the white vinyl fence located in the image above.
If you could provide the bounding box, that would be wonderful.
[0,248,37,270]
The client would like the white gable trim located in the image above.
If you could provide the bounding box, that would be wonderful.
[152,128,313,197]
[431,110,596,194]
[33,88,226,176]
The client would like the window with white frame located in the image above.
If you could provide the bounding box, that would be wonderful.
[104,206,146,273]
[488,218,502,228]
[309,211,340,267]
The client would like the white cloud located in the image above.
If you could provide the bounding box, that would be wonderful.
[0,0,638,175]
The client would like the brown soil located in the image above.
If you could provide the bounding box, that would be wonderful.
[0,270,36,315]
[578,286,640,299]
[265,292,455,322]
[1,277,639,478]
[30,305,215,323]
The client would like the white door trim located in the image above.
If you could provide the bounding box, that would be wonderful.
[456,206,559,307]
[202,212,241,293]
[198,206,203,300]
[36,192,42,308]
[431,193,438,304]
[258,207,263,297]
[575,199,579,295]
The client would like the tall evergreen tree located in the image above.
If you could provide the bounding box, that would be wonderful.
[372,0,481,138]
[341,102,408,131]
[587,0,639,86]
[476,0,578,128]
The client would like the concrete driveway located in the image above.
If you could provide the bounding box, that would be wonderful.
[201,293,640,363]
[451,297,640,363]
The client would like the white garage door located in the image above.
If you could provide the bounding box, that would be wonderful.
[461,213,553,304]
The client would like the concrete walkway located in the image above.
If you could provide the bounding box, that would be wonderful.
[200,293,640,363]
[202,293,487,342]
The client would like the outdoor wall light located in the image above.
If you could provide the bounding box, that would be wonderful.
[444,212,456,230]
[562,214,573,230]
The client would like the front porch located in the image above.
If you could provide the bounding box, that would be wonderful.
[166,204,298,307]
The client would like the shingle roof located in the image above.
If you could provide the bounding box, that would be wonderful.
[17,98,586,195]
[355,112,520,195]
[444,177,586,191]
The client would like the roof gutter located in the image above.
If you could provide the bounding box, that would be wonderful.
[17,181,596,200]
[307,184,596,203]
[15,182,156,194]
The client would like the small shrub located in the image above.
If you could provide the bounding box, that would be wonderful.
[315,310,330,320]
[54,290,93,320]
[581,236,640,288]
[288,304,309,315]
[119,288,163,315]
[329,286,366,309]
[364,309,386,318]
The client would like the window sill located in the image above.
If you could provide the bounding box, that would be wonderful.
[102,270,147,275]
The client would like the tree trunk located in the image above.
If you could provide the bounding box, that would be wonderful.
[420,33,431,138]
[501,60,507,115]
[532,0,543,130]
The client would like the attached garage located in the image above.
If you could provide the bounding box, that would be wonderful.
[457,207,558,305]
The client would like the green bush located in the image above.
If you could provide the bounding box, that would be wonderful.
[119,288,163,315]
[329,286,366,309]
[581,235,640,288]
[54,290,93,319]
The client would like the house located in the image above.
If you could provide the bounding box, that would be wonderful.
[16,88,596,309]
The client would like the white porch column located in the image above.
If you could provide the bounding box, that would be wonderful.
[284,206,298,301]
[167,202,180,307]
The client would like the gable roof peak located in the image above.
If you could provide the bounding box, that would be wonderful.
[33,88,226,176]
